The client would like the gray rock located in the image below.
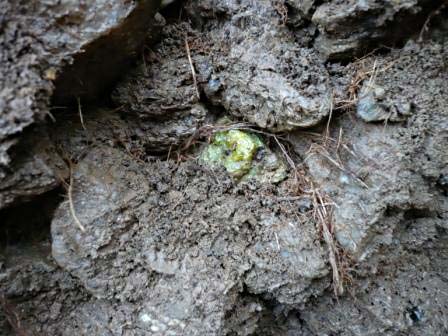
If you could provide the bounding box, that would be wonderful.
[0,129,67,210]
[0,0,161,176]
[113,22,210,151]
[291,41,448,259]
[2,1,448,335]
[301,222,448,336]
[119,0,333,133]
[312,0,438,60]
[205,0,332,131]
[357,83,412,122]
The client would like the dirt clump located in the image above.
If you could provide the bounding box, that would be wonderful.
[48,109,327,334]
[116,1,332,133]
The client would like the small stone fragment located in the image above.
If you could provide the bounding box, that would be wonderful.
[357,83,412,123]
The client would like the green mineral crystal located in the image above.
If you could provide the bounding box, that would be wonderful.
[201,129,287,183]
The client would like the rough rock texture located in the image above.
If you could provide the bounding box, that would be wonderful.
[311,0,440,59]
[47,112,328,334]
[1,0,448,335]
[0,0,161,204]
[0,128,67,210]
[113,23,210,151]
[289,38,448,335]
[198,0,332,131]
[302,233,448,335]
[0,246,88,336]
[51,0,162,104]
[115,0,332,133]
[292,39,448,257]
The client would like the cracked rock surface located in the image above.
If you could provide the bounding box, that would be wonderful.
[0,0,160,177]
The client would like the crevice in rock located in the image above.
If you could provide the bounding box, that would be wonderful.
[227,283,317,336]
[51,0,162,106]
[160,0,186,19]
[403,208,435,221]
[312,0,445,62]
[252,304,312,336]
[0,187,63,253]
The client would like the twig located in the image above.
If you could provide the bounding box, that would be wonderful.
[336,128,343,154]
[275,196,307,201]
[167,144,173,161]
[77,97,87,131]
[306,143,369,189]
[335,57,397,111]
[185,36,200,99]
[274,232,281,251]
[68,164,86,232]
[367,59,378,88]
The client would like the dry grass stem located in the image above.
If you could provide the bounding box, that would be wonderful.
[46,110,56,122]
[325,92,334,146]
[273,135,299,182]
[336,57,398,111]
[77,97,87,131]
[68,164,86,232]
[311,186,344,296]
[185,36,200,99]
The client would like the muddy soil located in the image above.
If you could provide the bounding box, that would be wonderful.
[1,0,448,335]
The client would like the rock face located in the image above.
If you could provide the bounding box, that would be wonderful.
[51,0,162,104]
[115,1,332,133]
[1,0,448,335]
[0,129,67,210]
[201,0,332,131]
[113,22,209,152]
[290,40,448,335]
[0,0,161,205]
[292,40,448,257]
[311,0,440,59]
[49,115,327,334]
